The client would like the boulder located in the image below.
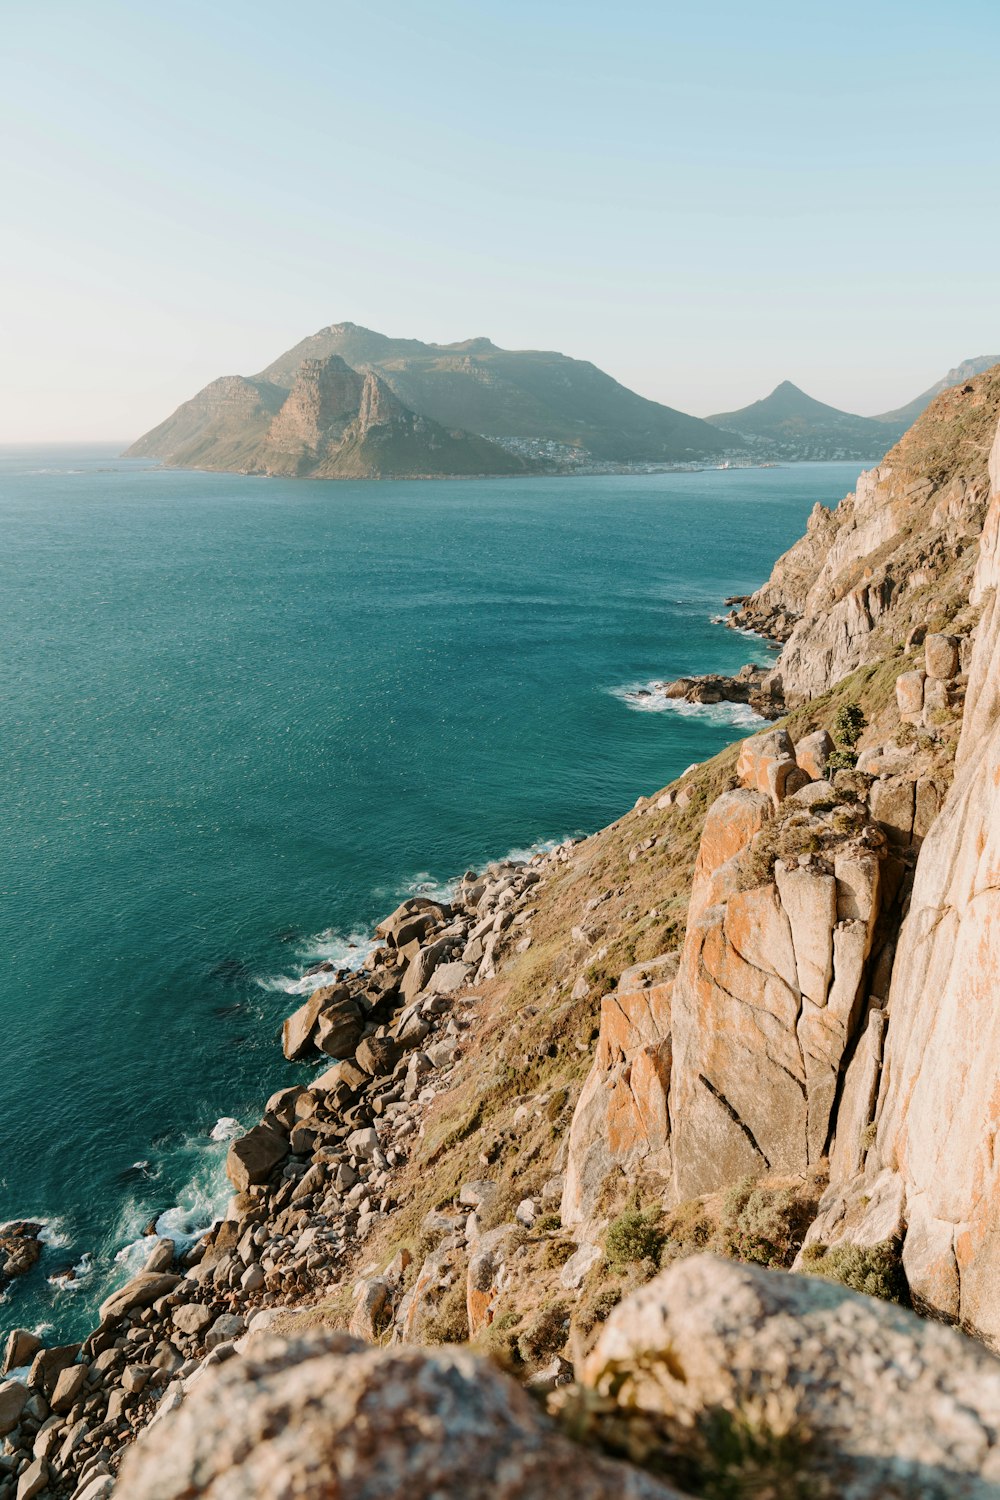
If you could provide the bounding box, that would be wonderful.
[348,1278,393,1341]
[15,1458,48,1500]
[143,1236,177,1273]
[205,1314,245,1350]
[584,1255,1000,1497]
[794,728,834,780]
[401,938,453,1001]
[226,1124,288,1192]
[281,989,327,1061]
[1,1329,40,1377]
[117,1333,684,1499]
[924,632,960,679]
[895,669,926,721]
[0,1378,28,1436]
[314,996,365,1059]
[735,728,796,794]
[172,1303,214,1337]
[354,1034,401,1076]
[50,1361,86,1413]
[100,1271,181,1324]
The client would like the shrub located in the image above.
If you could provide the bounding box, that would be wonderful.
[542,1239,577,1269]
[834,702,866,749]
[423,1278,470,1344]
[825,748,858,773]
[535,1212,562,1232]
[800,1238,908,1303]
[517,1301,570,1363]
[720,1180,812,1269]
[605,1208,665,1270]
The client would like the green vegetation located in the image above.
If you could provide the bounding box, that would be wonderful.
[800,1238,908,1304]
[604,1208,665,1270]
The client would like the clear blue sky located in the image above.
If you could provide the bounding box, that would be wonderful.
[3,0,998,440]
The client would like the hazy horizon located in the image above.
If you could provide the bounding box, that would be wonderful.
[3,0,999,441]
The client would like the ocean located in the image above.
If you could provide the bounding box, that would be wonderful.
[0,448,862,1340]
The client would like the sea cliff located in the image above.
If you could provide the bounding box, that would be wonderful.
[6,367,1000,1499]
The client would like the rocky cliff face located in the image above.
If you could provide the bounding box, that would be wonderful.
[803,416,1000,1343]
[732,367,1000,706]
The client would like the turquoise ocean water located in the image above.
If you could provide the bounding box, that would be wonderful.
[0,449,862,1340]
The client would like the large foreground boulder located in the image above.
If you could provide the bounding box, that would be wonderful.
[226,1124,288,1191]
[117,1333,685,1499]
[583,1255,1000,1498]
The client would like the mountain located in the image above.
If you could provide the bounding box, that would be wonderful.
[126,355,531,479]
[706,379,903,460]
[127,321,731,474]
[875,354,1000,427]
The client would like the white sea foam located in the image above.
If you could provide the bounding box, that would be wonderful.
[47,1252,94,1291]
[36,1219,71,1250]
[258,928,374,995]
[609,682,766,728]
[210,1116,241,1141]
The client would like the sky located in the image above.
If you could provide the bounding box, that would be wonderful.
[2,0,999,441]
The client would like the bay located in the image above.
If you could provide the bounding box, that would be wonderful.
[0,449,862,1338]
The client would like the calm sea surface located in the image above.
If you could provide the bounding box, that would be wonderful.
[0,449,862,1338]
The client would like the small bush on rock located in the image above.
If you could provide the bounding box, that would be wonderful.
[800,1238,908,1304]
[834,702,866,749]
[605,1209,665,1270]
[720,1180,812,1269]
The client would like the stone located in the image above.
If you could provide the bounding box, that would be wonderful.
[0,1379,28,1437]
[735,727,796,794]
[794,728,834,780]
[281,989,326,1061]
[2,1330,41,1377]
[401,937,453,1001]
[121,1364,152,1395]
[562,957,675,1229]
[226,1124,289,1192]
[347,1278,393,1341]
[314,995,364,1058]
[345,1126,380,1160]
[426,961,471,996]
[354,1034,401,1076]
[924,631,960,679]
[895,668,926,720]
[50,1361,86,1413]
[99,1271,181,1324]
[559,1242,604,1289]
[15,1458,47,1500]
[74,1478,115,1500]
[118,1333,682,1499]
[584,1255,1000,1497]
[143,1236,176,1273]
[869,775,916,846]
[205,1314,245,1351]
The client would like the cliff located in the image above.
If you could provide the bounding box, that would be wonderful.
[10,372,1000,1498]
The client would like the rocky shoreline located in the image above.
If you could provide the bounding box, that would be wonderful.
[0,848,571,1500]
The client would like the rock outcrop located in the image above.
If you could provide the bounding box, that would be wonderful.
[581,1255,1000,1499]
[118,1333,685,1500]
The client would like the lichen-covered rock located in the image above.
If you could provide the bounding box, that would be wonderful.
[582,1254,1000,1499]
[117,1333,686,1499]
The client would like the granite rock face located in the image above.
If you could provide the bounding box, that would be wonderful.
[815,414,1000,1344]
[668,733,890,1199]
[117,1333,687,1500]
